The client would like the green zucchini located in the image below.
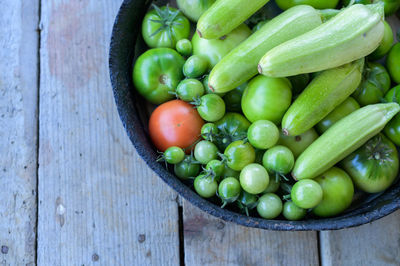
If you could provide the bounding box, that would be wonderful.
[208,5,323,94]
[197,0,270,40]
[258,3,385,77]
[292,103,400,180]
[282,59,364,136]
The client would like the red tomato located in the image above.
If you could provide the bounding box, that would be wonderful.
[149,100,204,152]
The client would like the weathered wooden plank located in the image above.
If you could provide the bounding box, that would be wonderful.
[37,0,180,265]
[183,200,319,266]
[320,211,400,266]
[0,0,39,264]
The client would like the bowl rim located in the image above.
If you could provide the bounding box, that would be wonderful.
[109,0,400,231]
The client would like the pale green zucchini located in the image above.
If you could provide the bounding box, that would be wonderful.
[292,103,400,180]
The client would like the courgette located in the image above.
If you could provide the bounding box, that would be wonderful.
[282,59,364,136]
[292,103,400,180]
[258,3,385,77]
[208,5,323,94]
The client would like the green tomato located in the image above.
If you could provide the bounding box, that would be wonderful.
[183,55,209,78]
[288,73,310,97]
[174,155,200,179]
[176,39,192,57]
[202,75,225,97]
[283,201,306,221]
[247,120,279,150]
[263,175,280,193]
[387,43,400,84]
[194,140,218,164]
[223,83,247,112]
[342,134,398,194]
[276,0,339,10]
[241,76,292,124]
[205,159,225,177]
[316,97,360,134]
[192,23,251,69]
[218,177,241,207]
[240,163,269,194]
[313,167,354,217]
[195,94,226,122]
[257,193,283,219]
[201,123,219,142]
[215,112,251,150]
[164,146,185,164]
[237,191,258,216]
[277,128,319,158]
[369,21,394,60]
[133,48,185,104]
[352,62,391,106]
[176,79,204,101]
[291,179,323,209]
[225,140,256,171]
[176,0,216,22]
[384,85,400,145]
[262,146,294,175]
[142,5,190,48]
[194,174,218,198]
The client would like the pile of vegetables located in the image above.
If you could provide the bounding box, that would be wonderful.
[132,0,400,220]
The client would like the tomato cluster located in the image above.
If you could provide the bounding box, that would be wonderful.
[132,1,400,221]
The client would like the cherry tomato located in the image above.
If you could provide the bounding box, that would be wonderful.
[283,201,306,221]
[239,163,269,194]
[201,123,219,142]
[215,112,251,150]
[257,193,283,219]
[313,167,354,217]
[247,120,279,150]
[176,79,204,102]
[149,100,204,152]
[176,39,192,56]
[263,176,280,193]
[174,155,201,179]
[183,55,209,78]
[194,140,218,164]
[262,145,294,175]
[218,177,241,207]
[291,179,323,209]
[369,21,394,60]
[237,191,258,216]
[224,140,256,171]
[278,128,318,158]
[387,43,400,84]
[384,85,400,145]
[205,159,225,177]
[195,94,226,122]
[194,174,218,198]
[163,146,185,164]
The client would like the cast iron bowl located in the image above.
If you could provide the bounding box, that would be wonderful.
[109,0,400,230]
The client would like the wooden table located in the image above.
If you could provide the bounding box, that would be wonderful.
[1,0,399,265]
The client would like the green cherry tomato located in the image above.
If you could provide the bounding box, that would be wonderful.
[202,75,226,97]
[222,165,240,179]
[225,140,256,171]
[192,23,252,69]
[342,134,398,193]
[194,140,218,164]
[183,55,209,78]
[205,160,225,177]
[164,146,185,164]
[387,43,400,84]
[248,120,279,150]
[262,146,294,175]
[276,0,339,10]
[176,79,204,101]
[316,97,360,134]
[384,85,400,145]
[195,94,226,122]
[352,62,391,106]
[237,191,258,216]
[240,163,269,194]
[174,155,200,179]
[291,179,323,209]
[283,201,306,221]
[313,167,354,217]
[289,73,310,97]
[133,48,185,104]
[369,21,394,60]
[176,39,192,57]
[194,174,218,198]
[176,0,216,22]
[218,177,241,207]
[242,76,292,124]
[277,128,319,158]
[201,123,219,142]
[263,176,280,193]
[257,193,283,219]
[142,5,190,48]
[223,83,247,112]
[215,112,251,150]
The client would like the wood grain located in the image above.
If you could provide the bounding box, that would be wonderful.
[37,0,180,265]
[183,200,319,266]
[0,0,39,264]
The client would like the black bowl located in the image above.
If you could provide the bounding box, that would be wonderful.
[109,0,400,230]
